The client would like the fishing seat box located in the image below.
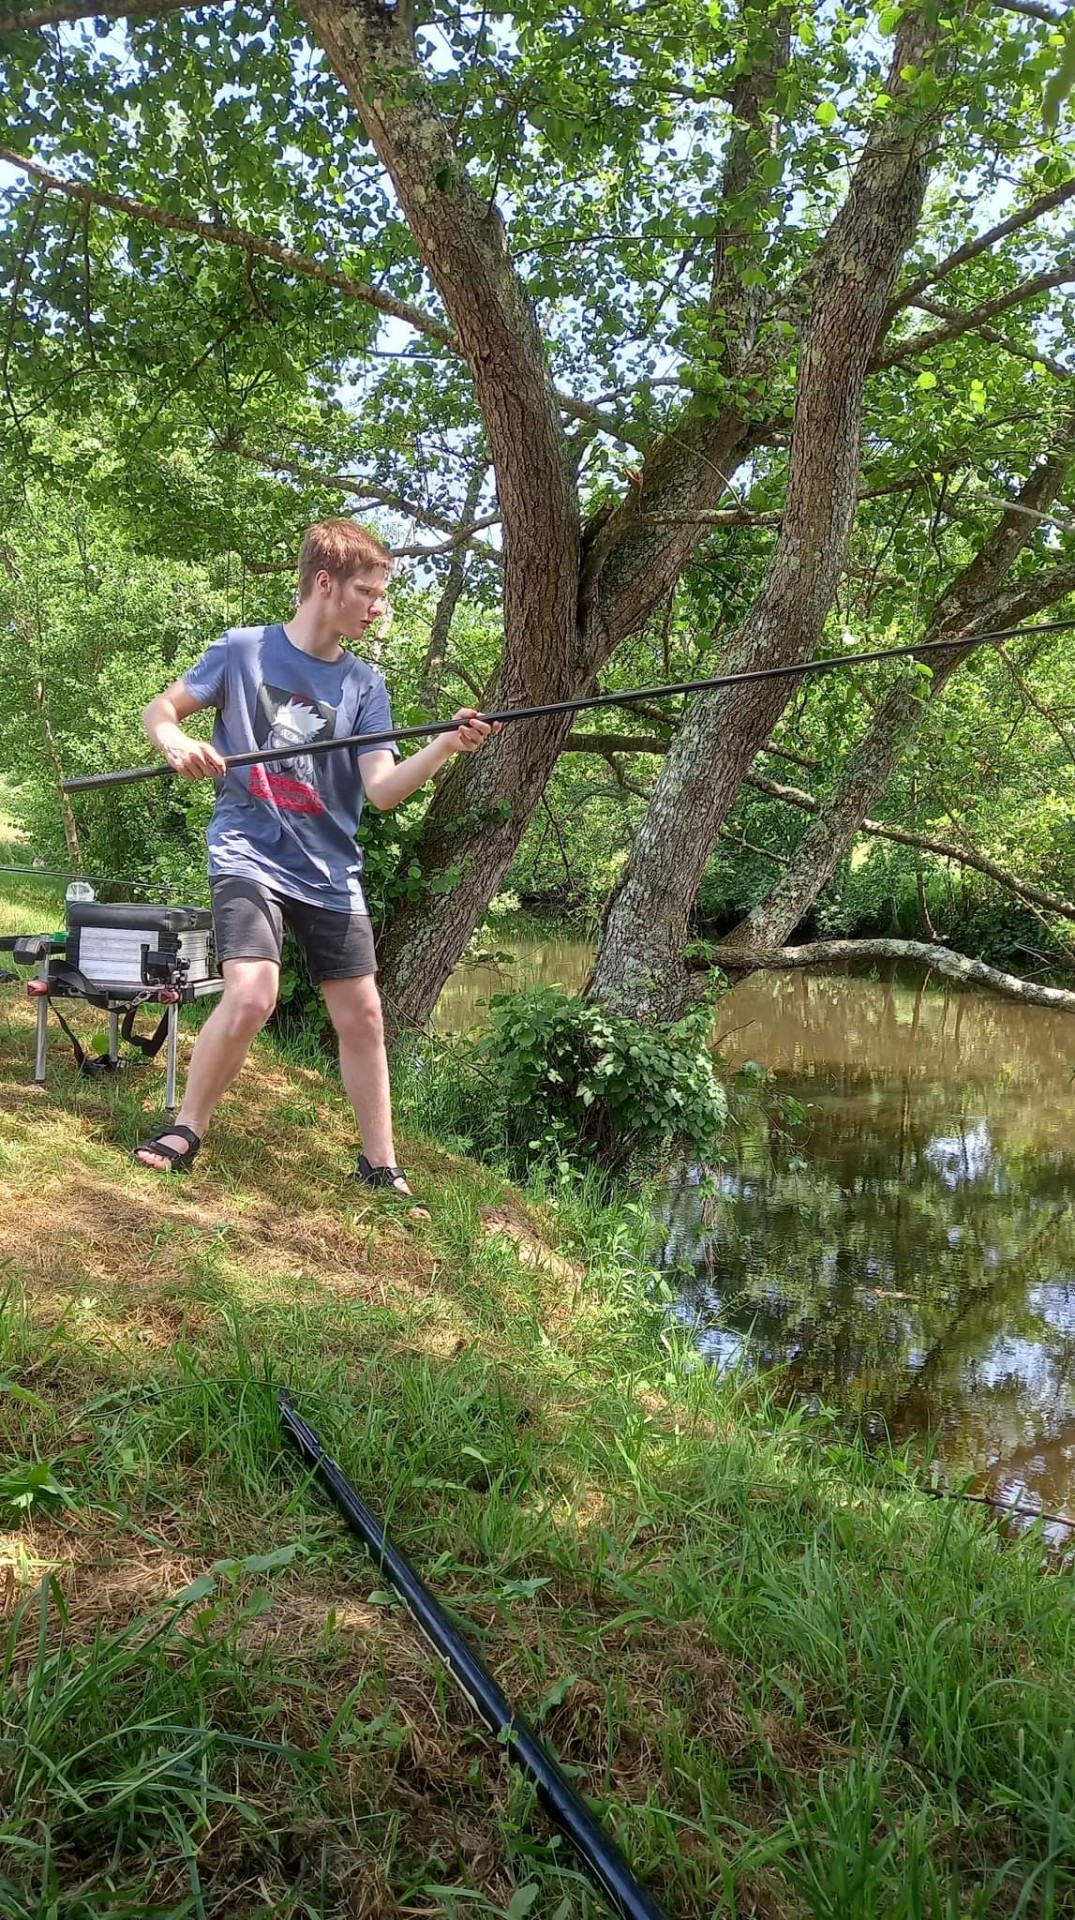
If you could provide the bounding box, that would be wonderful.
[64,902,215,995]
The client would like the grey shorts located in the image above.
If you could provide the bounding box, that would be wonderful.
[210,875,377,983]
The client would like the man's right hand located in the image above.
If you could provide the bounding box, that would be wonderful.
[160,730,227,780]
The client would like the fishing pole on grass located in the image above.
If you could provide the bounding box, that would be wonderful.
[61,617,1075,795]
[278,1390,670,1920]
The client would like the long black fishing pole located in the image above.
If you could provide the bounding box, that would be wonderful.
[0,862,180,893]
[278,1391,669,1920]
[62,617,1075,795]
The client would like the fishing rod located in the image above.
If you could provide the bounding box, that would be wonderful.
[0,862,180,894]
[62,617,1075,795]
[278,1391,669,1920]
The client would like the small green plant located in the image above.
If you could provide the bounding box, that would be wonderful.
[0,1459,72,1519]
[476,984,729,1176]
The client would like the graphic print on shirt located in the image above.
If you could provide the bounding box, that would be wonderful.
[249,682,337,815]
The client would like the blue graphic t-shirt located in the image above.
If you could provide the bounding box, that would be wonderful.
[183,624,398,913]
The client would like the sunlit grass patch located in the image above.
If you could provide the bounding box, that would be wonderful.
[2,882,1075,1918]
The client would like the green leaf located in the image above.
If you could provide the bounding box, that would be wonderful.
[815,101,838,129]
[506,1889,540,1920]
[1044,16,1075,128]
[211,1542,302,1577]
[915,370,937,390]
[0,1462,72,1514]
[173,1572,218,1608]
[0,1381,47,1411]
[536,1670,580,1720]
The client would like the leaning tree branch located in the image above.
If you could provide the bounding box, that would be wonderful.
[640,459,971,532]
[218,439,504,561]
[0,146,456,346]
[875,262,1075,369]
[0,148,628,441]
[392,513,501,560]
[995,641,1075,768]
[700,938,1075,1011]
[718,826,788,864]
[566,728,1075,919]
[742,770,1075,919]
[906,295,1073,380]
[937,485,1075,533]
[566,732,676,757]
[993,0,1065,21]
[891,176,1075,314]
[0,0,194,30]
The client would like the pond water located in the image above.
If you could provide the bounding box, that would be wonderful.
[435,936,1075,1533]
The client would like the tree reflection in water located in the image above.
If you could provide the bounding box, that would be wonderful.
[665,963,1075,1534]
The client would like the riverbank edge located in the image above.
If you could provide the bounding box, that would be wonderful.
[1,877,1074,1917]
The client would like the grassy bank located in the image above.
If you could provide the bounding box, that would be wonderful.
[1,879,1074,1919]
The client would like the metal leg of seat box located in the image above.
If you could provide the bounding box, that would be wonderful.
[108,1007,120,1064]
[33,980,48,1085]
[165,1001,180,1112]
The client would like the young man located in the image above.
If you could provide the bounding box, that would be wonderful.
[133,519,495,1204]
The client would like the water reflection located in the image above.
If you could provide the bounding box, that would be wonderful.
[432,933,592,1033]
[435,939,1075,1530]
[672,969,1075,1533]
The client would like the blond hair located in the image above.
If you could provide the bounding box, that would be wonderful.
[297,520,392,601]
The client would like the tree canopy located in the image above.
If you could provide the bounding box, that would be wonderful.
[3,0,1075,1024]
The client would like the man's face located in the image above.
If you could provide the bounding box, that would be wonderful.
[320,564,390,640]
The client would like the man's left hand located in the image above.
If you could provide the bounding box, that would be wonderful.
[448,709,501,753]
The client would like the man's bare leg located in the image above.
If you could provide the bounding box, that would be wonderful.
[134,959,279,1170]
[321,974,426,1207]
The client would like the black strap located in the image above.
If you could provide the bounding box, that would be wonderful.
[45,995,117,1075]
[121,1004,172,1059]
[357,1157,408,1188]
[134,1125,200,1164]
[156,1124,199,1148]
[43,980,171,1074]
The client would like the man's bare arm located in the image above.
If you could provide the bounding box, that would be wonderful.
[360,710,497,811]
[142,679,227,779]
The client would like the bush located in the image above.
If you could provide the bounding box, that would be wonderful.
[816,843,1075,973]
[438,984,730,1178]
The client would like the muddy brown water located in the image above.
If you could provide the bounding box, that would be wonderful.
[435,937,1075,1535]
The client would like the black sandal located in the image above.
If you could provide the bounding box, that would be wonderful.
[353,1155,428,1212]
[132,1125,202,1174]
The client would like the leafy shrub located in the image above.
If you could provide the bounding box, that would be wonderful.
[817,843,1075,973]
[462,984,728,1177]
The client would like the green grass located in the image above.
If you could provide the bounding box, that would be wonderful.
[1,885,1074,1919]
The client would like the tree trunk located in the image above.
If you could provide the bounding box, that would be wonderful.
[418,469,483,712]
[702,937,1075,1013]
[32,678,81,867]
[589,12,944,1022]
[370,6,792,1035]
[726,436,1075,951]
[297,0,585,1034]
